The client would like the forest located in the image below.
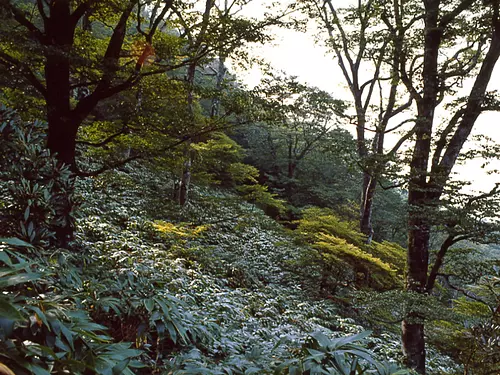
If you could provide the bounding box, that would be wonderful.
[0,0,499,374]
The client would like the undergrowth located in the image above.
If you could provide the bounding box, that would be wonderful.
[0,162,459,374]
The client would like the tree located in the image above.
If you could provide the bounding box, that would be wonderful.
[385,0,500,372]
[300,0,416,242]
[246,74,347,202]
[0,0,287,241]
[303,0,500,372]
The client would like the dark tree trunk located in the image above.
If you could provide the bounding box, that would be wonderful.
[44,0,75,166]
[46,116,79,168]
[402,319,426,373]
[402,2,442,371]
[41,1,78,246]
[287,161,296,180]
[403,215,431,374]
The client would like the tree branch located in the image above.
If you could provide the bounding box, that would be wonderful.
[76,124,129,147]
[2,0,46,42]
[0,50,47,99]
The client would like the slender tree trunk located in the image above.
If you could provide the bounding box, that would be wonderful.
[360,172,376,242]
[211,55,227,118]
[178,143,192,206]
[178,62,197,206]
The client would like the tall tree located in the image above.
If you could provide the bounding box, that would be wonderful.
[300,0,416,242]
[0,0,177,168]
[385,0,500,372]
[303,0,500,371]
[0,0,285,240]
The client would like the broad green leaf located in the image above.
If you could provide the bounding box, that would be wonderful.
[0,298,24,320]
[0,238,33,248]
[112,359,130,375]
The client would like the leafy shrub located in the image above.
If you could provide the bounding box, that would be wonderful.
[275,331,409,375]
[426,264,500,375]
[0,106,77,246]
[0,238,144,375]
[295,208,403,291]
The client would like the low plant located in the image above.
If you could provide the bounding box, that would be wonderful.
[0,106,77,246]
[0,238,144,375]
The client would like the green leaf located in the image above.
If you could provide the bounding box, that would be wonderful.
[0,272,43,288]
[0,297,24,320]
[27,364,51,375]
[0,251,12,266]
[310,332,332,347]
[112,359,130,375]
[0,238,34,248]
[144,298,155,313]
[59,322,74,350]
[288,365,302,375]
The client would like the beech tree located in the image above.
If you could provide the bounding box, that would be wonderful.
[384,0,500,373]
[300,0,416,242]
[303,0,500,372]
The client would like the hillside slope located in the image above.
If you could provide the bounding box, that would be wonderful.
[0,165,457,374]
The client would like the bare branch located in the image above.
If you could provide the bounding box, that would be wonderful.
[439,0,476,28]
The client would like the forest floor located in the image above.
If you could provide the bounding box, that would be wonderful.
[71,164,454,373]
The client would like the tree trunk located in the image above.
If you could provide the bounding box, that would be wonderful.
[403,213,431,374]
[178,143,192,206]
[360,172,376,243]
[402,319,426,373]
[43,1,78,246]
[46,115,79,167]
[175,61,197,206]
[401,2,442,371]
[211,55,227,118]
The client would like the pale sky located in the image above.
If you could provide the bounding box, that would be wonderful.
[230,2,500,194]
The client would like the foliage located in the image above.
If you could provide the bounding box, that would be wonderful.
[276,331,410,375]
[0,239,144,375]
[65,166,421,373]
[294,208,404,292]
[0,106,77,245]
[425,251,500,375]
[186,132,286,214]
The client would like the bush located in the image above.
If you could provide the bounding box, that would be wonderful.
[0,106,77,246]
[0,238,144,375]
[294,208,403,292]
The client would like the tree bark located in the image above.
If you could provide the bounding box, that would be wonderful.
[178,61,197,206]
[360,172,376,242]
[178,144,192,206]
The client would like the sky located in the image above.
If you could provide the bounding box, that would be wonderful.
[230,1,500,194]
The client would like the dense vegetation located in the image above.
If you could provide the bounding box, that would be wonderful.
[1,1,500,375]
